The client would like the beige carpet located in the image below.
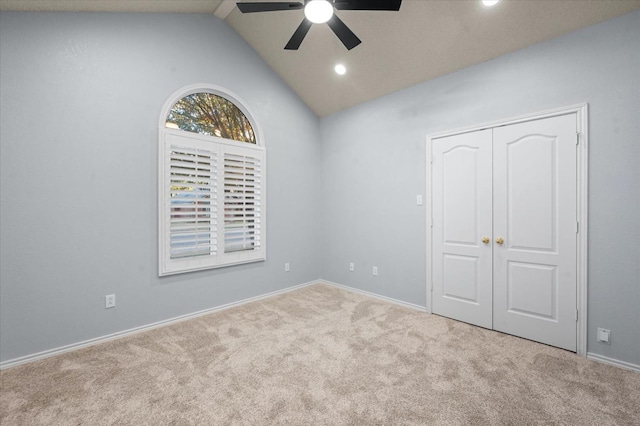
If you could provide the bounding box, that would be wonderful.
[1,284,639,425]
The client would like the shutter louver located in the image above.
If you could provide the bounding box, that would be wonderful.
[168,146,217,259]
[223,153,262,253]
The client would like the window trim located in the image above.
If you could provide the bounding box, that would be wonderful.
[158,84,266,276]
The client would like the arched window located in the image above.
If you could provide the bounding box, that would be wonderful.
[158,85,265,276]
[165,92,256,143]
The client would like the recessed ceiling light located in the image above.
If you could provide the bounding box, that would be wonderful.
[334,64,346,75]
[482,0,500,7]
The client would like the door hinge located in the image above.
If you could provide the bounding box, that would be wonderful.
[576,133,580,145]
[576,221,579,233]
[575,309,579,322]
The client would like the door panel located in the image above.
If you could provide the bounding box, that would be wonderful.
[432,130,493,329]
[507,262,557,320]
[443,146,480,246]
[493,114,577,351]
[506,135,556,252]
[443,254,479,303]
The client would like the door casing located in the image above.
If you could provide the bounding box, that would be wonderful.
[425,103,588,357]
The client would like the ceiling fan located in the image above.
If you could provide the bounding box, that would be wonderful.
[236,0,402,50]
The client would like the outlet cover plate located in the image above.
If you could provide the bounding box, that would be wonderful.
[105,294,116,309]
[597,328,610,344]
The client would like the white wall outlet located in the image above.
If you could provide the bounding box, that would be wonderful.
[105,294,116,309]
[285,262,290,272]
[597,327,610,344]
[372,266,378,276]
[349,262,354,272]
[416,195,423,206]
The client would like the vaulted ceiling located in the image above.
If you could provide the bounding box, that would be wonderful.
[2,0,640,116]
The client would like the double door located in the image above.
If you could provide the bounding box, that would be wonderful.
[430,114,577,351]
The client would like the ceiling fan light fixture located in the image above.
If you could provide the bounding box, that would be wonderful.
[304,0,334,24]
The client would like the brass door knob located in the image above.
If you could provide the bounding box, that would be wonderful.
[482,236,490,244]
[495,237,504,245]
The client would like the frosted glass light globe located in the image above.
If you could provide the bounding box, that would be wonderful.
[304,0,334,24]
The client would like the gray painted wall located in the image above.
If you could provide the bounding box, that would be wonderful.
[1,10,638,367]
[320,11,640,365]
[0,12,323,362]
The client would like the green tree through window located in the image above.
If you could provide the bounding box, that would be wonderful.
[166,93,256,144]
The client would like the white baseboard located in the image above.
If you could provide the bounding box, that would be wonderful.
[587,352,640,373]
[319,279,427,312]
[0,280,317,370]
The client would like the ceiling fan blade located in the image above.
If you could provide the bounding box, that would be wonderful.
[285,18,313,50]
[326,14,361,50]
[334,0,402,11]
[236,2,303,13]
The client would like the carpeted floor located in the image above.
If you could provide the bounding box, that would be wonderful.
[1,283,639,425]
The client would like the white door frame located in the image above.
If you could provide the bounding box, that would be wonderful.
[425,103,588,357]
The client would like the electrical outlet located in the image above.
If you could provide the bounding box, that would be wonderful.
[416,195,423,206]
[105,294,116,309]
[372,266,378,276]
[349,262,354,272]
[597,327,610,344]
[285,262,290,272]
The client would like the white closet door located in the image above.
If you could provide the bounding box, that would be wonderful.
[492,114,577,351]
[431,129,493,329]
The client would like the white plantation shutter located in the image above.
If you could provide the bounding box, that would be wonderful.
[169,145,217,259]
[223,151,262,254]
[160,132,265,275]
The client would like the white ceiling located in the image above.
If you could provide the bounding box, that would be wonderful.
[3,0,640,116]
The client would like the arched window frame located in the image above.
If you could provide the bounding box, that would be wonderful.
[158,84,266,276]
